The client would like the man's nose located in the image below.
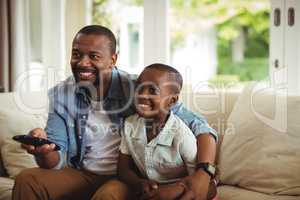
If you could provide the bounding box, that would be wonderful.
[78,55,92,67]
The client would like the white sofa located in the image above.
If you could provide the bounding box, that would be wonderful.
[0,83,299,200]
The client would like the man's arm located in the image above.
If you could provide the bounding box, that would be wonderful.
[22,88,68,169]
[171,103,218,200]
[171,103,218,140]
[180,134,216,200]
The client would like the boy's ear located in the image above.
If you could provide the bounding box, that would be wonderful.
[168,94,179,107]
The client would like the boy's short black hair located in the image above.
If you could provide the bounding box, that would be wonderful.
[76,25,116,54]
[145,63,183,94]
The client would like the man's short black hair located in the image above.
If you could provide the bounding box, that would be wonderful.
[76,25,116,54]
[145,63,183,94]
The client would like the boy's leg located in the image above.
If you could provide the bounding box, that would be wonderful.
[91,179,137,200]
[12,167,114,200]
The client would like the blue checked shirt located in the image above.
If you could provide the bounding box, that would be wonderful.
[45,67,218,170]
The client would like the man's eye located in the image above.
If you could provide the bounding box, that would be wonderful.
[72,52,80,58]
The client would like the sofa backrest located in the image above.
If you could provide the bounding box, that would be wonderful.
[180,87,240,136]
[0,88,240,176]
[0,91,48,176]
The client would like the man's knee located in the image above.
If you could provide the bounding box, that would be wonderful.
[92,180,133,200]
[15,168,42,185]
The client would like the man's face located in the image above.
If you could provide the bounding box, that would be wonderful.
[135,68,177,121]
[70,33,117,86]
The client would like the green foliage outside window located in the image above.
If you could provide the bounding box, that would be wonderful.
[93,0,270,82]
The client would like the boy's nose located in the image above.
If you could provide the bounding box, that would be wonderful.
[137,94,150,100]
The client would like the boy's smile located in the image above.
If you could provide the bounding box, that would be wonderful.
[135,67,178,122]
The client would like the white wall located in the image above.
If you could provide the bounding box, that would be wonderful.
[144,0,169,66]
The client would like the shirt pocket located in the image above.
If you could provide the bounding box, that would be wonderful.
[154,155,188,180]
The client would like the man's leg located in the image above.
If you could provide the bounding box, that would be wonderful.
[12,167,113,200]
[91,179,136,200]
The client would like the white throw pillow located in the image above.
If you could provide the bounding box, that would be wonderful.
[0,108,46,144]
[0,108,46,178]
[218,83,300,195]
[1,139,38,178]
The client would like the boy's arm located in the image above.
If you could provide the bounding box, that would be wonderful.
[118,153,159,199]
[117,153,144,190]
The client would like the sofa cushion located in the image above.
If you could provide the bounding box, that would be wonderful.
[218,83,300,195]
[0,177,14,200]
[218,185,299,200]
[0,108,46,145]
[1,139,38,178]
[0,108,46,177]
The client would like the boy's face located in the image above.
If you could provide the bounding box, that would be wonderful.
[135,68,178,121]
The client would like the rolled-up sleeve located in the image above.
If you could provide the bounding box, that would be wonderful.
[171,103,218,141]
[43,90,68,169]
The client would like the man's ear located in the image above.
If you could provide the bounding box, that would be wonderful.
[111,53,118,66]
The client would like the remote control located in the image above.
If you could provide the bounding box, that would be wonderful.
[12,135,60,151]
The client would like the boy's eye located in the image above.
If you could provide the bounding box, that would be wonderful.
[90,54,100,60]
[149,86,158,95]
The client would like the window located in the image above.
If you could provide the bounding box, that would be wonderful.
[169,0,270,88]
[93,0,144,74]
[92,0,270,89]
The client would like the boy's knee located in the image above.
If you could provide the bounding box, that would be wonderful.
[92,180,132,200]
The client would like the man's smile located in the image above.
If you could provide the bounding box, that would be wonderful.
[74,68,98,81]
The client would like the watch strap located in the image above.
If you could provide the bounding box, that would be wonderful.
[196,162,216,178]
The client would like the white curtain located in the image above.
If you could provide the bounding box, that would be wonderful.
[10,0,31,91]
[0,0,9,92]
[0,0,30,92]
[0,0,68,92]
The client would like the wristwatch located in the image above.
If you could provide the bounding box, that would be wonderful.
[196,162,216,178]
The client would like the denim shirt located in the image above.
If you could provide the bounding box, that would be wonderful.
[45,67,218,169]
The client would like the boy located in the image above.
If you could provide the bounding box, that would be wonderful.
[118,63,217,200]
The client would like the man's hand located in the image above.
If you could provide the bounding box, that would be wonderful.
[179,170,210,200]
[178,133,217,200]
[21,128,56,156]
[21,128,60,169]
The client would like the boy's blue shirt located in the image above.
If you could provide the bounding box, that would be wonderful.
[45,67,218,169]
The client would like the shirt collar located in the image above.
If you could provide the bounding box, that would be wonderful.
[156,112,176,146]
[130,112,176,147]
[106,67,123,100]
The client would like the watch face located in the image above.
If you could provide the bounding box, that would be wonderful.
[208,164,216,175]
[197,162,216,178]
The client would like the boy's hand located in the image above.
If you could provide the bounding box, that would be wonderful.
[155,183,185,200]
[140,180,158,200]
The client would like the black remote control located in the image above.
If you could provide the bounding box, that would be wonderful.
[12,135,60,151]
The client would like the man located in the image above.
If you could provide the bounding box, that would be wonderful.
[13,25,218,200]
